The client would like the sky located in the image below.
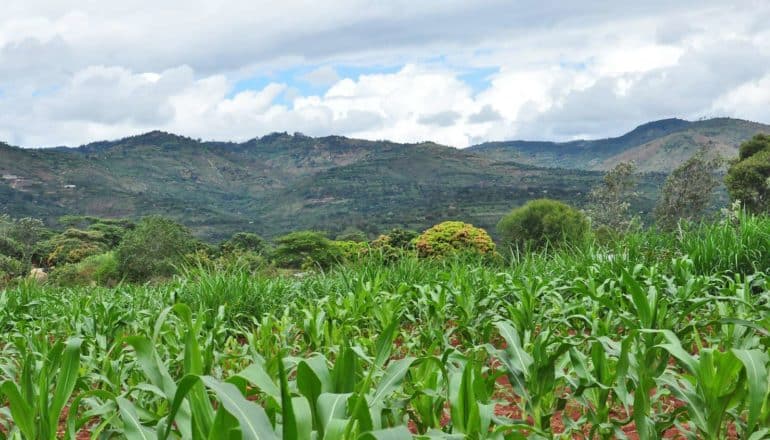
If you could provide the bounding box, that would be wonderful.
[1,0,769,148]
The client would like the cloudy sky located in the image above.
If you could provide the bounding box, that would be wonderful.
[1,1,769,148]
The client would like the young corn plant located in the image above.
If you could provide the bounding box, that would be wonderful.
[0,337,82,440]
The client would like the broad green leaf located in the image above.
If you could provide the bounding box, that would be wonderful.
[117,397,159,440]
[733,348,769,432]
[201,375,279,440]
[358,426,412,440]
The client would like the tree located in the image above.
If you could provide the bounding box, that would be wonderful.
[655,148,722,230]
[584,162,638,232]
[725,134,770,213]
[271,231,340,269]
[0,216,49,267]
[115,216,196,282]
[414,221,495,258]
[221,232,267,255]
[497,199,589,252]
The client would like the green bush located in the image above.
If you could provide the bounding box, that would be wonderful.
[0,255,25,278]
[370,228,418,261]
[50,252,120,287]
[271,231,341,269]
[415,221,495,258]
[497,199,589,252]
[115,216,197,282]
[0,236,23,260]
[725,134,770,213]
[334,240,369,262]
[220,232,267,255]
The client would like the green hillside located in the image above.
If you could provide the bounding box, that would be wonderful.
[0,132,666,240]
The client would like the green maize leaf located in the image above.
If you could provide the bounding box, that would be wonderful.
[373,318,400,369]
[49,338,81,427]
[317,393,351,433]
[297,355,333,432]
[0,381,35,439]
[371,357,416,402]
[323,418,349,440]
[117,396,159,440]
[237,360,281,401]
[201,375,279,440]
[358,426,412,440]
[332,343,359,393]
[279,356,312,440]
[732,348,769,432]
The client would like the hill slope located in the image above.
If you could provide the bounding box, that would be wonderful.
[469,118,770,172]
[2,133,643,240]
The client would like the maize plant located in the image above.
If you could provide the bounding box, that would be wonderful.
[0,225,769,439]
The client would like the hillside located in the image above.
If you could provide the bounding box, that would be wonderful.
[5,117,759,240]
[3,133,650,240]
[470,118,770,172]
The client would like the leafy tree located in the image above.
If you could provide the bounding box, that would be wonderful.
[271,231,341,269]
[584,162,638,232]
[39,228,110,266]
[220,232,267,255]
[725,134,770,213]
[415,221,495,258]
[655,148,722,230]
[497,199,589,251]
[115,216,196,282]
[0,216,50,268]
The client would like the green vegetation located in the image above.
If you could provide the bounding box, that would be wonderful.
[655,147,722,230]
[414,221,495,258]
[726,133,770,213]
[6,117,767,241]
[1,212,770,438]
[115,216,197,282]
[1,119,770,437]
[497,199,589,251]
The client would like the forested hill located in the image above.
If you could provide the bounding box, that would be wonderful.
[3,117,766,240]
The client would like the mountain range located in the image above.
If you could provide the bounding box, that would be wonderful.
[1,117,767,240]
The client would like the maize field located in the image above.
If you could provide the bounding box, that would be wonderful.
[1,217,770,439]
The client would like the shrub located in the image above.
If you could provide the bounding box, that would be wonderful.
[115,216,197,282]
[725,134,770,213]
[220,232,267,255]
[271,231,341,269]
[0,236,23,259]
[370,228,418,261]
[497,199,589,251]
[415,221,495,258]
[334,240,369,262]
[0,255,25,278]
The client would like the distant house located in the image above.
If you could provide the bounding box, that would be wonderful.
[63,184,77,189]
[2,174,18,180]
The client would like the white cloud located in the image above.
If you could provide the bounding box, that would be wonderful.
[0,0,769,147]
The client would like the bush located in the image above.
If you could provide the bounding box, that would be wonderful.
[334,240,369,262]
[271,231,341,269]
[115,216,197,282]
[370,228,418,261]
[0,236,23,259]
[51,252,120,287]
[0,255,25,278]
[220,232,267,255]
[497,199,589,251]
[725,134,770,213]
[415,221,495,258]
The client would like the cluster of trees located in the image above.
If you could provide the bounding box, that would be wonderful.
[2,135,768,286]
